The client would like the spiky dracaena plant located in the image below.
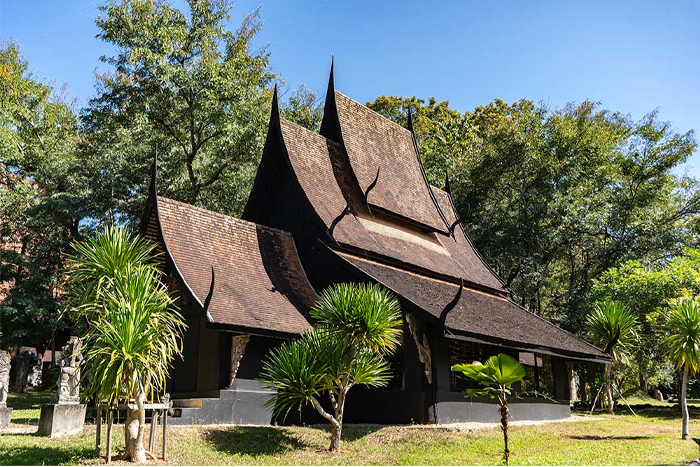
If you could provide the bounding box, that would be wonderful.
[66,226,184,463]
[260,283,402,452]
[452,354,526,466]
[663,298,700,440]
[585,301,639,414]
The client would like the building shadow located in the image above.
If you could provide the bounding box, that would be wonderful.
[333,424,385,442]
[0,446,94,466]
[204,426,309,456]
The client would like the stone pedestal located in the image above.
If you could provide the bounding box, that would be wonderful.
[0,407,12,428]
[38,403,86,437]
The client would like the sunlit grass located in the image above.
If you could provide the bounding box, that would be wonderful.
[1,392,698,465]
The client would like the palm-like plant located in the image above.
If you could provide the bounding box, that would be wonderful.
[585,301,639,414]
[66,226,184,463]
[260,283,402,452]
[452,354,526,466]
[662,298,700,440]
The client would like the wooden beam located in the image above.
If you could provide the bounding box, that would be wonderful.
[95,408,102,458]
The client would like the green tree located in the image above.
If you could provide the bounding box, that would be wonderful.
[452,354,526,466]
[82,0,275,223]
[280,84,323,132]
[585,301,639,413]
[260,283,402,452]
[662,298,700,440]
[590,250,700,395]
[0,42,83,353]
[67,226,184,462]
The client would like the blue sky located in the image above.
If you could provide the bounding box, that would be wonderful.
[1,0,699,174]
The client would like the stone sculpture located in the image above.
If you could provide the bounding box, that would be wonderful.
[38,336,86,437]
[52,336,83,404]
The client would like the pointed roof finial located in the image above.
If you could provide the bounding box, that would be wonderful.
[327,55,336,96]
[445,170,452,196]
[149,145,158,200]
[270,82,281,124]
[407,106,415,134]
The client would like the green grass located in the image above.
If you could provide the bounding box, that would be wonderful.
[1,393,699,465]
[6,390,53,425]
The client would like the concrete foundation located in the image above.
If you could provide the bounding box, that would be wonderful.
[435,392,570,424]
[0,407,12,428]
[38,403,86,437]
[170,380,274,425]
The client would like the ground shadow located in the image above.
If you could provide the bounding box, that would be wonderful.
[330,424,385,442]
[0,446,94,466]
[568,435,652,441]
[7,390,52,411]
[204,425,309,457]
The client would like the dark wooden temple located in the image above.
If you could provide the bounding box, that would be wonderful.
[142,65,610,426]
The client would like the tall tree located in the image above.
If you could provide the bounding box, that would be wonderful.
[0,42,82,351]
[82,0,275,223]
[67,226,184,462]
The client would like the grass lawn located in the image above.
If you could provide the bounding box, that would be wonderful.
[1,391,699,465]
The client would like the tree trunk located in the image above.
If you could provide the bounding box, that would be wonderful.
[499,392,510,466]
[124,392,147,463]
[604,364,614,414]
[329,421,342,452]
[681,363,690,440]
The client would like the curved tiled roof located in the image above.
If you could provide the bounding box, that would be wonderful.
[333,91,449,233]
[153,196,314,336]
[336,252,610,362]
[279,117,507,293]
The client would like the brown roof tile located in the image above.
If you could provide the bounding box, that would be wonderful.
[334,91,448,232]
[279,118,506,293]
[337,252,609,361]
[155,196,314,335]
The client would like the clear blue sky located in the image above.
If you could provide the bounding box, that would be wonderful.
[1,0,699,174]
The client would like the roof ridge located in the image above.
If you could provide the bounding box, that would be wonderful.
[156,196,293,237]
[334,90,413,135]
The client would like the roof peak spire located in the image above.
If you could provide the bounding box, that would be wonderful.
[407,106,415,134]
[149,145,158,200]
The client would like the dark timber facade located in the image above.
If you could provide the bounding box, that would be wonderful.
[142,65,610,426]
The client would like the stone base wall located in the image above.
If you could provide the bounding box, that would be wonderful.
[37,404,86,438]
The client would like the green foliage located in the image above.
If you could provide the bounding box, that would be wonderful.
[0,42,82,349]
[67,226,184,405]
[452,354,526,398]
[585,301,639,364]
[260,283,402,451]
[280,84,323,132]
[311,282,402,354]
[663,299,700,375]
[82,0,275,223]
[65,225,158,322]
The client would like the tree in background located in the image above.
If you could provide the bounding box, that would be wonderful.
[82,0,275,224]
[662,298,700,440]
[368,96,699,336]
[0,42,83,353]
[260,283,402,452]
[590,250,700,397]
[280,84,323,132]
[66,226,184,462]
[452,354,526,466]
[585,301,639,413]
